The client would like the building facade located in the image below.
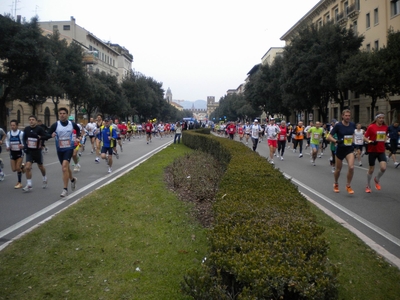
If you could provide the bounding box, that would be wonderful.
[207,96,219,119]
[5,17,133,129]
[280,0,400,125]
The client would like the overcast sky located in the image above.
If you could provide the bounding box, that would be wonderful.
[1,0,320,102]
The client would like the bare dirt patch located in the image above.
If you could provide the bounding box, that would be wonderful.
[164,151,224,228]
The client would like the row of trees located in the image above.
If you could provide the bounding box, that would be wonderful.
[0,15,190,131]
[211,23,400,123]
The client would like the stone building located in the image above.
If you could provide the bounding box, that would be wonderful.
[280,0,400,125]
[4,17,133,129]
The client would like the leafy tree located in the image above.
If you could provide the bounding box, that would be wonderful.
[121,72,164,122]
[283,23,363,122]
[0,15,53,128]
[380,29,400,95]
[337,50,387,121]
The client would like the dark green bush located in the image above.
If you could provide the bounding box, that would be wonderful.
[181,130,339,300]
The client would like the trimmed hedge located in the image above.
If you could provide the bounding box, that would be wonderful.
[181,130,338,300]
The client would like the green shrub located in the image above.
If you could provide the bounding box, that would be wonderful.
[181,130,339,299]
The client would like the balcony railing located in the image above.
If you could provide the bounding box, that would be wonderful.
[347,3,360,19]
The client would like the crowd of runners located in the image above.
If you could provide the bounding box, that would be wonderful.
[0,108,181,197]
[213,109,400,194]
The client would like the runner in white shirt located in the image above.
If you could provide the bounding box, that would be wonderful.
[264,118,281,164]
[250,119,262,151]
[244,122,251,145]
[85,118,97,154]
[158,122,165,138]
[354,123,365,166]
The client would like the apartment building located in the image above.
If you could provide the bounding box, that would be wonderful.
[261,47,284,66]
[39,17,133,82]
[5,17,133,128]
[280,0,400,125]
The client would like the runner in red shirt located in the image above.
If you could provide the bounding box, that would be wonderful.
[145,120,153,144]
[277,120,288,160]
[118,122,127,143]
[364,112,388,193]
[227,122,236,140]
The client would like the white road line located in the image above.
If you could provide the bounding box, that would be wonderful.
[284,173,400,268]
[0,141,172,250]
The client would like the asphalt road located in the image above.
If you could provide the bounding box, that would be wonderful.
[0,133,174,250]
[1,132,400,269]
[238,134,400,268]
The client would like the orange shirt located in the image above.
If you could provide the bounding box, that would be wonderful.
[294,126,305,140]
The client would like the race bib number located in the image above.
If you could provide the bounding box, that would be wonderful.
[343,135,353,146]
[279,135,285,141]
[10,141,20,151]
[313,133,320,140]
[27,137,38,149]
[376,131,386,142]
[355,137,363,144]
[59,137,71,148]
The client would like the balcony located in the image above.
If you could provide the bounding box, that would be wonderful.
[83,51,99,65]
[347,3,360,19]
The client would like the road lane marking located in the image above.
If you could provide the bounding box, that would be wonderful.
[0,141,172,250]
[284,173,400,269]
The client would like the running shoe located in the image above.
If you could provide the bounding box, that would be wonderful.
[333,183,339,193]
[0,172,4,181]
[280,156,284,161]
[74,165,80,172]
[0,158,4,169]
[42,180,47,189]
[60,189,68,197]
[14,182,23,189]
[22,185,32,192]
[95,158,100,164]
[270,160,274,165]
[299,153,303,158]
[346,185,354,194]
[331,167,335,173]
[108,167,112,173]
[365,186,371,193]
[359,161,362,166]
[374,177,381,190]
[395,162,400,168]
[71,177,77,191]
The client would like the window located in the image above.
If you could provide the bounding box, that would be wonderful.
[374,40,379,50]
[63,25,70,30]
[53,25,58,32]
[366,13,370,28]
[354,105,360,123]
[366,43,371,51]
[17,110,21,124]
[335,8,339,22]
[44,107,50,127]
[318,19,322,28]
[344,1,349,16]
[325,14,330,23]
[355,0,360,10]
[352,20,358,34]
[374,8,379,25]
[391,0,399,16]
